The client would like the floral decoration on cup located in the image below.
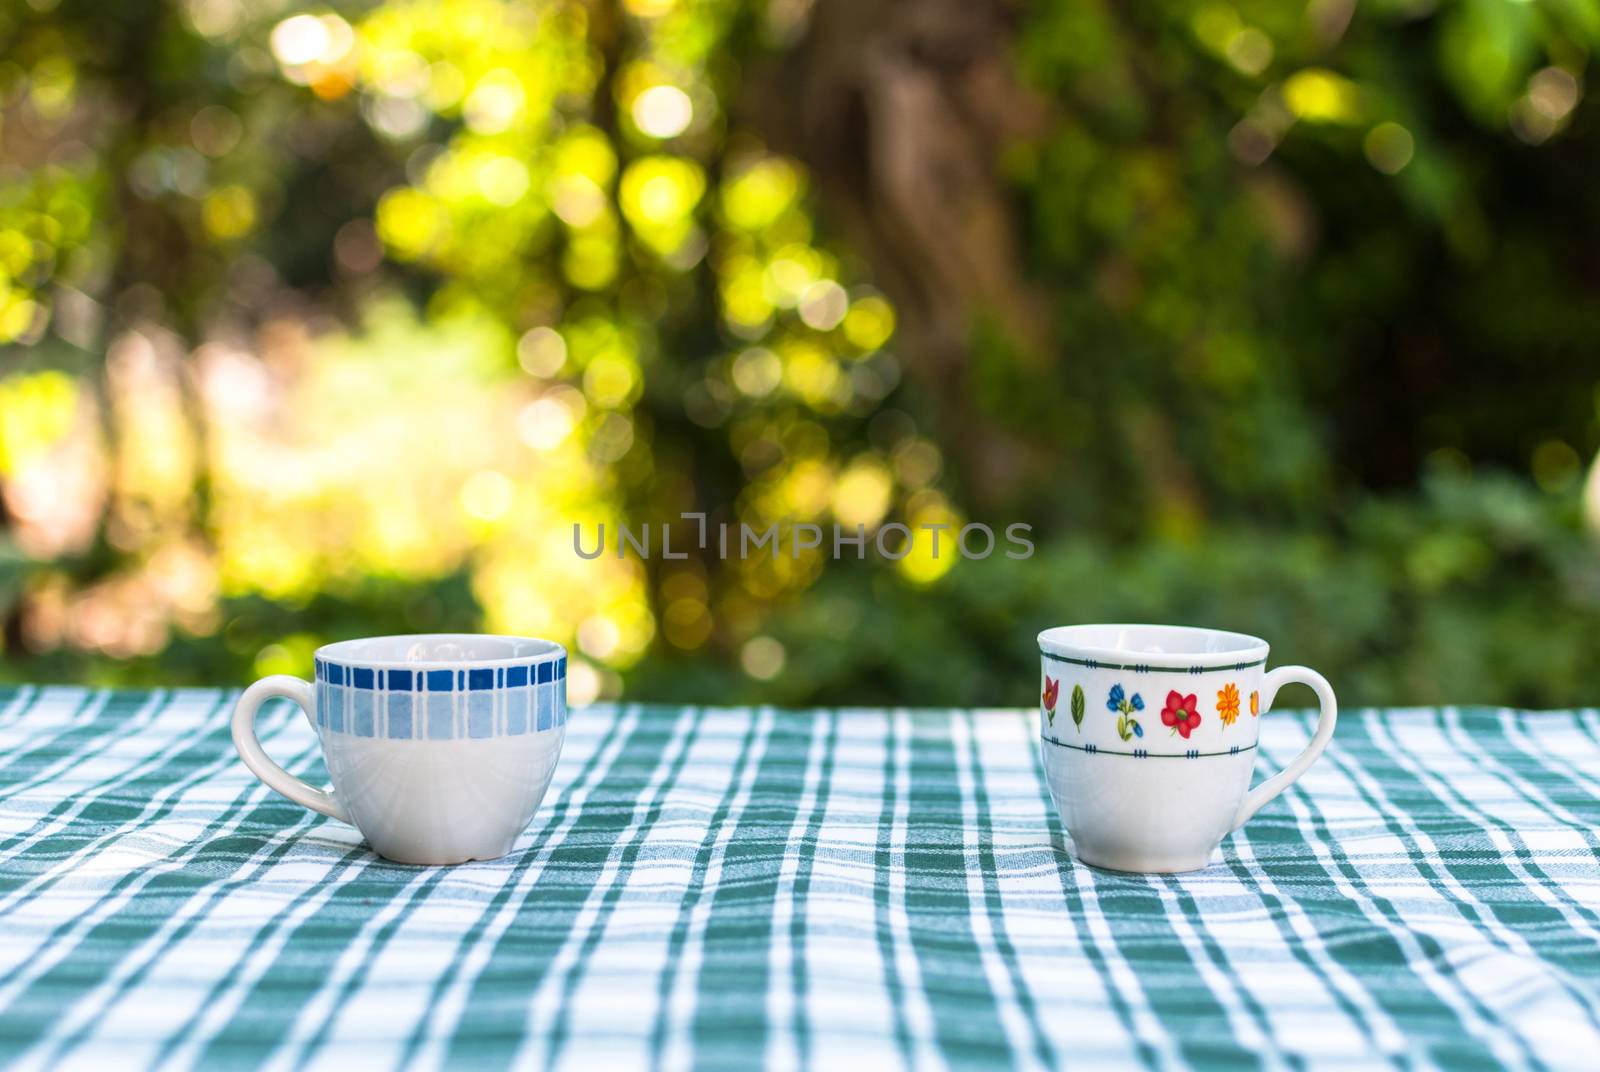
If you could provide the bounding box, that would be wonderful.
[1161,690,1201,739]
[1217,682,1241,727]
[1107,683,1144,741]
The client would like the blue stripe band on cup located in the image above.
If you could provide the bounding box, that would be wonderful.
[310,658,567,739]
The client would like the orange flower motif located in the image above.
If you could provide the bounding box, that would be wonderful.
[1250,690,1260,717]
[1217,682,1241,727]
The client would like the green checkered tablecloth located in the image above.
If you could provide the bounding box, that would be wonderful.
[1,687,1598,1070]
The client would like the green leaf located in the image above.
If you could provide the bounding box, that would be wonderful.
[1070,684,1085,728]
[1439,0,1539,123]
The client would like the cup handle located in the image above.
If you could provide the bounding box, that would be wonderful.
[1230,665,1337,831]
[231,675,353,825]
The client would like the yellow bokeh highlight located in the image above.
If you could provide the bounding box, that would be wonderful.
[376,187,443,258]
[730,347,782,397]
[255,633,322,678]
[549,173,608,227]
[463,67,527,134]
[554,124,618,187]
[107,335,199,524]
[898,495,963,586]
[460,469,514,522]
[718,254,773,331]
[0,296,39,344]
[0,229,36,278]
[781,340,843,409]
[662,595,712,648]
[619,155,705,256]
[1283,68,1362,124]
[721,157,802,232]
[1189,3,1239,53]
[624,0,677,16]
[832,456,893,530]
[584,355,640,408]
[631,85,693,139]
[564,234,620,290]
[842,294,895,351]
[28,56,77,120]
[476,156,531,206]
[781,458,834,519]
[763,245,823,307]
[202,186,258,240]
[0,371,77,475]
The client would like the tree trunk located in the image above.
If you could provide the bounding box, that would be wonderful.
[751,0,1051,504]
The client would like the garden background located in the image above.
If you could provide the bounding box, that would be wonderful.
[2,0,1598,708]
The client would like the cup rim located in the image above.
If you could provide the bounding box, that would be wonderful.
[1037,623,1269,669]
[315,633,566,670]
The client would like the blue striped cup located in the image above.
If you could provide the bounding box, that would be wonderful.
[232,634,567,864]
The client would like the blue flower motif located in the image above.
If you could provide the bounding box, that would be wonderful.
[1108,683,1144,713]
[1133,721,1144,738]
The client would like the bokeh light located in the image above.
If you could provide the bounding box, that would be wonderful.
[631,85,693,139]
[0,0,1595,713]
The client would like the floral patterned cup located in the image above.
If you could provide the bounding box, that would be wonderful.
[1038,624,1336,873]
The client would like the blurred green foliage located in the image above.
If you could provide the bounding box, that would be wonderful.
[632,469,1600,708]
[0,0,1597,707]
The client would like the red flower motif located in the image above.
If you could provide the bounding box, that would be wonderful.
[1161,690,1201,739]
[1042,676,1060,711]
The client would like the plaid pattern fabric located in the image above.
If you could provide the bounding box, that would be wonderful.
[0,686,1597,1070]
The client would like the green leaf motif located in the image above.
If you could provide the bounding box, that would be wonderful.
[1070,684,1085,730]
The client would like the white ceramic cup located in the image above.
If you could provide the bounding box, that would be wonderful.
[231,634,567,865]
[1037,624,1336,873]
